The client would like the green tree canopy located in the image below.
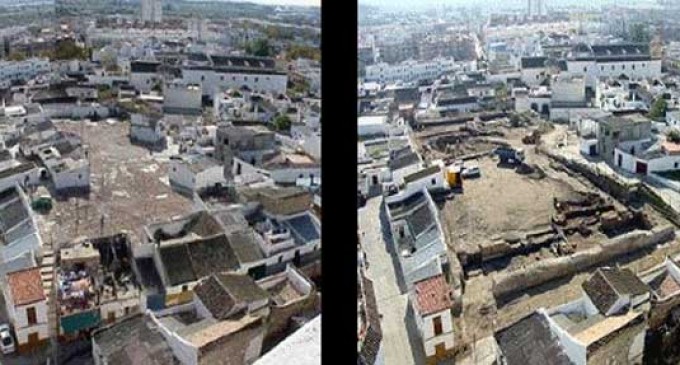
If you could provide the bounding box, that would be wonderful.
[272,114,292,131]
[668,129,680,143]
[649,97,668,119]
[245,39,273,58]
[629,23,651,43]
[286,45,320,62]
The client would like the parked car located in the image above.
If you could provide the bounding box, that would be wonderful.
[461,163,481,178]
[0,324,15,355]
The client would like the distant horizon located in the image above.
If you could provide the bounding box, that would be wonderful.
[191,0,319,7]
[359,0,655,11]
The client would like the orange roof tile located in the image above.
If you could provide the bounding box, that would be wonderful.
[414,274,453,316]
[663,141,680,155]
[7,267,45,307]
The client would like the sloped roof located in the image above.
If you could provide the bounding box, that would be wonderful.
[194,273,269,320]
[92,313,179,365]
[413,274,453,316]
[495,312,574,365]
[521,56,548,69]
[7,267,44,306]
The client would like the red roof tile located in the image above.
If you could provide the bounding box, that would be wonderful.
[414,275,453,316]
[7,267,45,306]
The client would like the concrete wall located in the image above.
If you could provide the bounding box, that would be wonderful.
[182,69,287,97]
[269,167,320,185]
[403,170,448,194]
[99,297,141,324]
[567,59,662,88]
[152,311,198,365]
[421,310,454,356]
[197,321,265,365]
[541,308,587,365]
[0,168,40,192]
[492,226,675,298]
[52,164,90,191]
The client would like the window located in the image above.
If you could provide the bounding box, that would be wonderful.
[255,77,259,83]
[583,67,587,72]
[78,174,82,179]
[611,65,615,70]
[622,65,625,70]
[299,174,304,178]
[675,162,679,169]
[244,76,248,81]
[431,178,436,185]
[642,63,646,67]
[182,285,188,292]
[278,256,283,263]
[220,76,224,81]
[224,138,229,145]
[632,64,636,70]
[172,167,176,172]
[601,66,604,71]
[201,75,205,81]
[26,307,37,325]
[232,76,236,81]
[433,316,443,335]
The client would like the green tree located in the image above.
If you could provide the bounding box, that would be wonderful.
[649,98,668,119]
[54,40,89,60]
[668,129,680,143]
[7,52,26,61]
[245,39,273,57]
[286,45,320,62]
[272,114,292,131]
[629,23,651,43]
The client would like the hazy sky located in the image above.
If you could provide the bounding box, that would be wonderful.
[359,0,652,11]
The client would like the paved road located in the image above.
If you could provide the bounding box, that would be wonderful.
[359,197,425,365]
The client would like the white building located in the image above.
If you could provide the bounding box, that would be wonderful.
[163,80,202,115]
[364,58,476,84]
[566,43,662,89]
[48,158,90,192]
[141,0,162,23]
[182,55,287,98]
[168,154,226,195]
[0,58,50,89]
[358,115,388,138]
[552,74,586,104]
[130,113,164,145]
[0,185,43,266]
[402,165,448,194]
[2,267,49,353]
[130,61,161,94]
[411,274,455,362]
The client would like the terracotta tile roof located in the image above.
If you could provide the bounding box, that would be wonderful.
[413,274,453,316]
[7,267,45,306]
[663,141,680,155]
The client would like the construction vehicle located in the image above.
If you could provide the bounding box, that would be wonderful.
[446,165,463,190]
[494,146,525,165]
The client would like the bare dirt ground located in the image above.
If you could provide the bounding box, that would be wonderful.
[430,122,680,352]
[441,157,579,248]
[37,120,194,248]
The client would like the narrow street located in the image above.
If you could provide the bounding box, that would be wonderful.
[358,197,425,365]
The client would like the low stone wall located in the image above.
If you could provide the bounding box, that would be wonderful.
[492,225,675,299]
